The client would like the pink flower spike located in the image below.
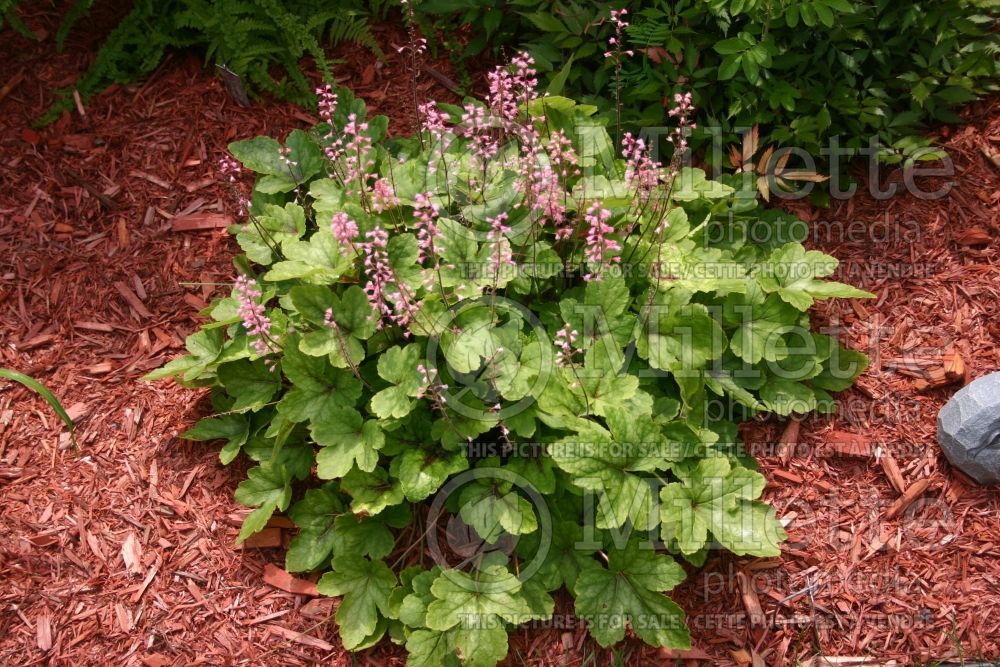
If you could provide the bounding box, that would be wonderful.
[219,155,241,183]
[330,212,359,247]
[554,324,581,366]
[316,84,338,124]
[234,275,273,356]
[372,178,401,213]
[362,226,394,327]
[487,212,513,275]
[413,192,442,264]
[582,201,621,282]
[608,8,631,59]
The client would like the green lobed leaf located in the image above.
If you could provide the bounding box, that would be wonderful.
[313,409,386,479]
[286,487,343,572]
[317,556,397,649]
[574,540,689,648]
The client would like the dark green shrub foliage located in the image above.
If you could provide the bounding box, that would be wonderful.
[415,0,1000,155]
[33,0,388,124]
[149,57,872,664]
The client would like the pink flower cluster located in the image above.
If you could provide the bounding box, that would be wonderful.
[491,401,511,441]
[539,167,572,240]
[545,129,580,181]
[317,84,338,125]
[524,130,581,238]
[219,155,241,183]
[416,364,452,413]
[554,324,580,366]
[419,101,449,136]
[583,201,621,282]
[461,103,499,165]
[419,101,452,175]
[362,226,394,327]
[416,364,448,399]
[668,92,697,152]
[487,212,512,275]
[330,212,359,249]
[360,228,420,333]
[622,132,659,197]
[487,52,538,123]
[396,36,427,56]
[278,146,297,173]
[343,114,376,194]
[322,107,375,195]
[218,155,249,218]
[413,192,442,264]
[235,275,273,356]
[316,83,378,196]
[605,9,634,59]
[372,178,400,213]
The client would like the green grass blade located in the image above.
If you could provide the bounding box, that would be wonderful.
[0,368,75,434]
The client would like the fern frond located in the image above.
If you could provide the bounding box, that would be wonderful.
[56,0,96,51]
[36,0,386,124]
[1,0,38,40]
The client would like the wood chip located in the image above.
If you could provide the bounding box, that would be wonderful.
[299,598,336,620]
[884,478,932,519]
[886,353,964,390]
[737,570,766,627]
[65,402,89,423]
[772,469,804,484]
[240,527,282,549]
[778,417,801,464]
[262,563,318,596]
[114,280,152,318]
[801,659,898,667]
[822,430,871,458]
[184,177,215,193]
[879,450,906,494]
[115,603,132,632]
[657,647,714,660]
[130,564,158,603]
[0,68,25,104]
[244,609,291,626]
[74,320,115,332]
[129,169,171,189]
[121,532,145,576]
[20,333,56,350]
[730,648,752,666]
[116,218,130,247]
[264,624,334,651]
[35,611,52,651]
[170,213,233,231]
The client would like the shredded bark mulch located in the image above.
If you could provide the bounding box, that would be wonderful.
[2,5,999,666]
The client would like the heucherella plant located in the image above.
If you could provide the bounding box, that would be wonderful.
[146,55,873,664]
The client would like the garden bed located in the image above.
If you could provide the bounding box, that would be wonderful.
[1,5,999,666]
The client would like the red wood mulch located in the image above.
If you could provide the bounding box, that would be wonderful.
[1,5,999,667]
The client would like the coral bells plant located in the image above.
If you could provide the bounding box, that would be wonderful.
[147,59,873,665]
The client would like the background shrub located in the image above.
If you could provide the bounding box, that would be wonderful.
[415,0,1000,156]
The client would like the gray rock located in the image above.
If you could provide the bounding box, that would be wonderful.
[937,371,1000,485]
